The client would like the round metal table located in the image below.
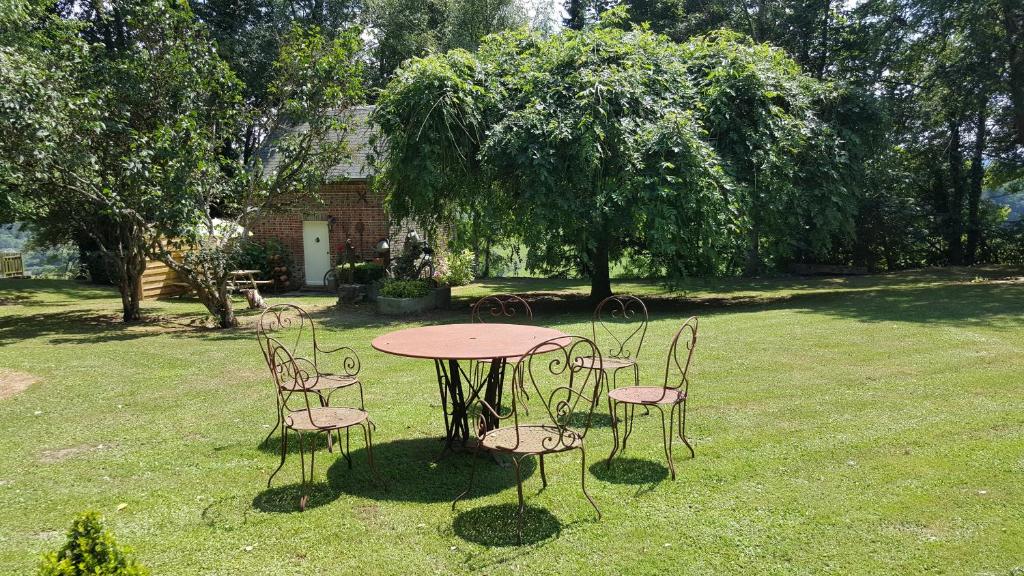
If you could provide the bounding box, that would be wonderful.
[372,323,568,449]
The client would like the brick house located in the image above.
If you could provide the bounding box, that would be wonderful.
[249,106,425,287]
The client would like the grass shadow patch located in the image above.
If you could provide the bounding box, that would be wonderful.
[251,482,340,513]
[452,503,560,547]
[590,457,669,488]
[326,437,534,503]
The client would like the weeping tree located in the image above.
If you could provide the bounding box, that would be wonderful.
[683,31,863,274]
[374,17,855,297]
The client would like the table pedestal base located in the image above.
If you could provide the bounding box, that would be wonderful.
[433,358,507,451]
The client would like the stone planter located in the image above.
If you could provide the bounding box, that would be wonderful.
[376,293,436,315]
[336,283,365,304]
[433,285,451,309]
[375,286,451,315]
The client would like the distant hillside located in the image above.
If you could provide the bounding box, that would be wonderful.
[0,224,79,278]
[985,187,1024,224]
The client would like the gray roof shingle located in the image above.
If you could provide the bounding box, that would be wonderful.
[259,105,375,181]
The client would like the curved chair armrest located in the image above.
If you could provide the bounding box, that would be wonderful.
[315,344,362,376]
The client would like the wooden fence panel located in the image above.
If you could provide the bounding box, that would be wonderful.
[1,252,25,278]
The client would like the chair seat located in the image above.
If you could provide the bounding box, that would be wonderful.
[280,373,359,393]
[608,386,685,405]
[318,373,360,388]
[284,407,368,431]
[480,424,582,454]
[575,355,636,371]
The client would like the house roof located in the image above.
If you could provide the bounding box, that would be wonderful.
[260,105,376,181]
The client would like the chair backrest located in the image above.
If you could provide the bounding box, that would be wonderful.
[479,336,604,452]
[591,295,649,361]
[663,317,699,394]
[257,304,316,369]
[265,335,322,423]
[470,294,533,324]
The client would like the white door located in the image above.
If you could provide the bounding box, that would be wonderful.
[302,221,331,286]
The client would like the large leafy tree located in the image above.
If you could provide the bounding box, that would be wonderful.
[374,22,853,297]
[1,0,364,326]
[364,0,525,87]
[683,31,866,273]
[151,23,364,328]
[1,0,238,322]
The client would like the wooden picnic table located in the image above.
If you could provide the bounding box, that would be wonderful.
[228,269,273,309]
[371,323,569,451]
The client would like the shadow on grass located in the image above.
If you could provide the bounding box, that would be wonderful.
[326,437,535,503]
[257,430,340,455]
[591,456,668,483]
[452,503,561,547]
[252,483,341,513]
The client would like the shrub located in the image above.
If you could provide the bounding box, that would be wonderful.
[39,512,148,576]
[439,248,474,286]
[378,278,433,298]
[352,262,386,284]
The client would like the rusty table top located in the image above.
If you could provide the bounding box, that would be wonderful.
[371,323,568,361]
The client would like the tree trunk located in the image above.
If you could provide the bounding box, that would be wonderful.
[566,0,586,30]
[946,121,966,266]
[966,99,987,265]
[588,240,612,303]
[156,251,238,328]
[119,272,142,323]
[116,238,146,323]
[744,223,761,276]
[482,238,491,278]
[1001,0,1024,147]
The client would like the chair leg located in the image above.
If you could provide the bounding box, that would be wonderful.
[622,403,636,451]
[678,401,695,458]
[539,454,547,488]
[451,440,482,510]
[268,426,288,488]
[658,406,676,481]
[319,393,334,453]
[357,381,366,411]
[362,421,386,490]
[262,402,282,447]
[579,447,600,520]
[606,398,620,468]
[512,456,525,545]
[343,427,353,469]
[298,431,310,511]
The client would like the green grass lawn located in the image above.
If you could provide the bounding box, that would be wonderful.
[1,269,1023,575]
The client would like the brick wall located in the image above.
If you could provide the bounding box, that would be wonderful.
[250,181,390,285]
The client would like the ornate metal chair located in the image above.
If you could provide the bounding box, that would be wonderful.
[469,293,533,380]
[265,336,381,510]
[453,335,604,543]
[607,316,698,480]
[570,295,648,412]
[256,304,364,447]
[470,294,533,324]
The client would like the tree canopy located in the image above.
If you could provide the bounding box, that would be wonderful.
[374,21,862,297]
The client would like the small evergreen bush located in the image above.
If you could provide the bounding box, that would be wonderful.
[39,512,148,576]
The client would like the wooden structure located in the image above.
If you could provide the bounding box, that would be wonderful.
[138,254,190,301]
[1,252,26,278]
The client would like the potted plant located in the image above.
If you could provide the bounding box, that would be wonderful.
[375,278,438,314]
